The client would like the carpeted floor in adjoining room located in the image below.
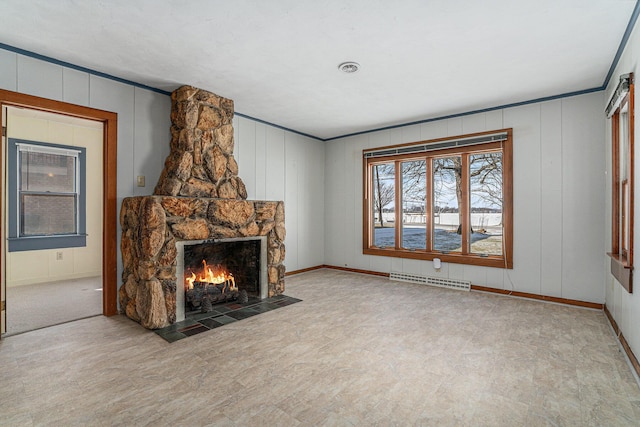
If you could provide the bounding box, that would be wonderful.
[0,269,639,425]
[4,276,102,335]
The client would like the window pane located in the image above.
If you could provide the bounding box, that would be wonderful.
[372,162,395,248]
[469,153,503,256]
[401,160,426,249]
[20,194,77,236]
[433,157,461,252]
[20,151,76,193]
[620,106,630,255]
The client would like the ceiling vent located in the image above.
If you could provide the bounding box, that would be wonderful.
[338,62,360,73]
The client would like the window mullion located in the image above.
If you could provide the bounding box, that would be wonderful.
[461,154,470,255]
[426,157,433,251]
[394,160,402,249]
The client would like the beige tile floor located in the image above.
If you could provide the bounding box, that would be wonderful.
[1,268,639,426]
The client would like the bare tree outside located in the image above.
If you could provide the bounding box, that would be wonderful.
[373,163,395,247]
[401,160,426,249]
[370,152,503,253]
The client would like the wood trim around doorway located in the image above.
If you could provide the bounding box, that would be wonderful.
[0,89,118,321]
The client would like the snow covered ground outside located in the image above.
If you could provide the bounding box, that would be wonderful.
[374,227,500,252]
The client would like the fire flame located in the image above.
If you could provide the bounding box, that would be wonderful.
[185,260,236,291]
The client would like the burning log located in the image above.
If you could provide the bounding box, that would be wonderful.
[184,259,240,312]
[185,280,239,312]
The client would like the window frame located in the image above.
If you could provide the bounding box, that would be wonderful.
[608,73,634,293]
[7,138,87,252]
[362,129,513,269]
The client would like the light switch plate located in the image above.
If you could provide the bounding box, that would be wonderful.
[137,176,145,187]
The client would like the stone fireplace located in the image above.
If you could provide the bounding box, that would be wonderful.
[119,86,285,330]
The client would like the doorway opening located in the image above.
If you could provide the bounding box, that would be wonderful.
[0,89,118,337]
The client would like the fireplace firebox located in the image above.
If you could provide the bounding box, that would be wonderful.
[176,236,268,322]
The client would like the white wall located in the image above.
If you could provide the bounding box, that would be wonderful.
[604,15,640,365]
[234,116,325,272]
[0,46,326,292]
[0,47,171,293]
[325,91,606,304]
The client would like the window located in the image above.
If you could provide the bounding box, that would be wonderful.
[607,73,634,292]
[363,129,513,268]
[7,139,87,252]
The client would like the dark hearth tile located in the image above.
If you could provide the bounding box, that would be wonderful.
[250,303,277,313]
[156,318,199,333]
[211,315,237,325]
[226,308,259,320]
[189,311,216,321]
[178,323,207,333]
[158,295,302,342]
[160,331,187,343]
[212,305,232,314]
[200,318,225,329]
[257,302,281,310]
[273,299,298,307]
[181,325,210,336]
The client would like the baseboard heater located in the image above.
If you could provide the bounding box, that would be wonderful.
[389,272,470,291]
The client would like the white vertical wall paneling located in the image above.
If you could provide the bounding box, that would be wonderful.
[504,104,543,294]
[0,49,17,91]
[17,55,63,101]
[296,138,310,269]
[540,100,563,298]
[402,259,423,275]
[324,139,346,267]
[463,261,488,287]
[486,110,504,130]
[265,126,285,201]
[89,75,135,198]
[462,113,487,134]
[238,116,256,199]
[352,134,374,271]
[341,135,361,270]
[254,123,267,200]
[401,124,421,144]
[62,67,89,106]
[88,75,135,286]
[560,93,605,303]
[308,139,325,267]
[341,135,366,270]
[447,117,463,136]
[485,267,505,290]
[284,132,299,271]
[420,119,448,140]
[345,134,378,271]
[133,87,171,196]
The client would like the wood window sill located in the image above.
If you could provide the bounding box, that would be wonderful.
[608,252,633,293]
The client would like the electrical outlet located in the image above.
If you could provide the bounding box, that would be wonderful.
[137,175,145,187]
[56,251,63,261]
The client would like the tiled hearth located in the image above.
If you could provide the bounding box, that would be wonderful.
[155,295,301,342]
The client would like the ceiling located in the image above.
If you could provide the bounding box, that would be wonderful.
[0,0,637,140]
